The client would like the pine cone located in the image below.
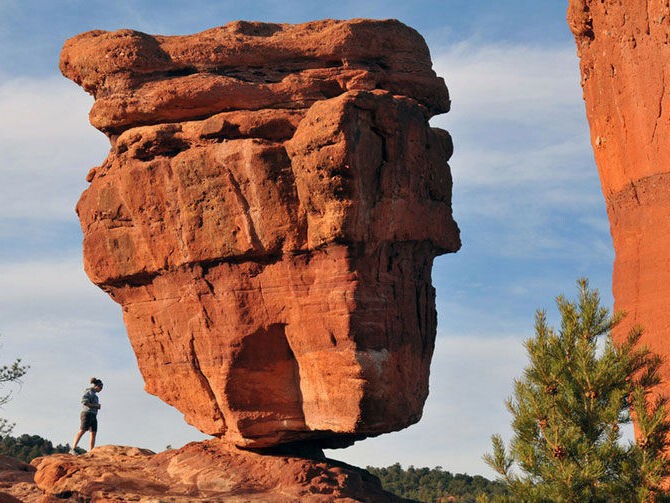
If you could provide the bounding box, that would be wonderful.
[545,383,558,395]
[552,445,567,459]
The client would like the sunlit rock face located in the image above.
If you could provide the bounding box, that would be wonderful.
[568,2,670,396]
[61,19,460,449]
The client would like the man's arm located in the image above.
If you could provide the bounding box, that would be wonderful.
[81,392,102,409]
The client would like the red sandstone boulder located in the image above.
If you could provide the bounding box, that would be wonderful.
[0,455,40,502]
[32,442,413,502]
[568,2,670,402]
[61,19,459,449]
[60,19,450,134]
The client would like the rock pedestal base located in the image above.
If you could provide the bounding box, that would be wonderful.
[32,442,412,502]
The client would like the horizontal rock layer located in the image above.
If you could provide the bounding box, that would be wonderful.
[62,19,459,449]
[60,19,450,134]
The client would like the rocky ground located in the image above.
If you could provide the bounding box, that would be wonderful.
[0,455,41,502]
[0,440,415,502]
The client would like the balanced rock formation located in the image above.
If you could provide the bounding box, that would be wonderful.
[568,1,670,398]
[60,19,459,449]
[32,442,413,502]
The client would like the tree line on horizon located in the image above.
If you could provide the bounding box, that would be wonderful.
[0,433,84,463]
[367,463,506,502]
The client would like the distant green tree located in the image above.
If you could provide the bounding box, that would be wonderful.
[0,344,28,435]
[0,433,78,462]
[484,279,670,502]
[367,463,507,502]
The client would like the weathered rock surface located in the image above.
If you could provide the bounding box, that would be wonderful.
[32,442,414,502]
[61,19,459,449]
[0,455,40,502]
[60,20,450,134]
[568,1,670,399]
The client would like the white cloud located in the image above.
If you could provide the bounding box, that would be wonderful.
[0,256,208,452]
[452,137,594,189]
[4,334,209,452]
[327,334,528,476]
[426,42,611,263]
[0,76,108,223]
[431,41,593,191]
[0,257,113,328]
[432,42,584,127]
[0,77,92,142]
[0,257,89,302]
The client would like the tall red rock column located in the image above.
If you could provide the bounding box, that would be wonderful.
[60,20,460,449]
[568,2,670,394]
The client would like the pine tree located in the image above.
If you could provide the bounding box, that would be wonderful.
[484,278,670,502]
[0,341,28,436]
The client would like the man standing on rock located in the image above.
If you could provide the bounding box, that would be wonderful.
[70,377,103,454]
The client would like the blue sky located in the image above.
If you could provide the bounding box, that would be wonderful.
[0,1,614,477]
